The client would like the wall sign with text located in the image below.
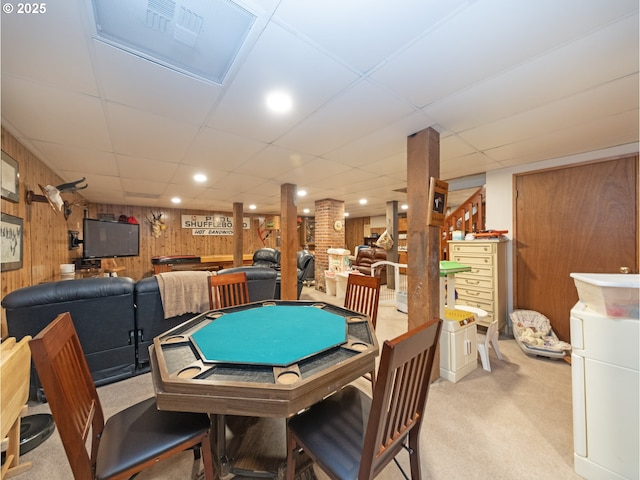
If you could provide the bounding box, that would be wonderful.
[181,215,250,236]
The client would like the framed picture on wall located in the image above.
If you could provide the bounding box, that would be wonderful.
[1,151,20,202]
[427,177,448,227]
[1,213,24,271]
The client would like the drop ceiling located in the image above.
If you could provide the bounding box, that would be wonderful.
[1,0,638,217]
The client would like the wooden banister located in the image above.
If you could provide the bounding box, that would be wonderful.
[440,186,485,259]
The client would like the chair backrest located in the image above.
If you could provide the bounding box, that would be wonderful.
[252,248,281,268]
[0,337,31,439]
[208,272,250,309]
[296,251,315,279]
[359,318,442,480]
[29,312,105,479]
[481,318,498,347]
[344,274,381,328]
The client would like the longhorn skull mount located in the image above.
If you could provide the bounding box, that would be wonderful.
[26,177,88,220]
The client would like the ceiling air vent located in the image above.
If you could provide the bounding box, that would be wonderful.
[145,0,175,32]
[91,0,256,85]
[125,192,161,199]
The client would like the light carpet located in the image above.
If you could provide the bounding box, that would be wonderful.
[21,286,581,480]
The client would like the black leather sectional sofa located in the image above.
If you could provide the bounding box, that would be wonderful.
[2,266,278,401]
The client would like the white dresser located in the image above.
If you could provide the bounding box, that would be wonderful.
[448,239,508,331]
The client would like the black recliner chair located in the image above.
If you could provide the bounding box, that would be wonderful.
[273,251,315,299]
[297,250,315,286]
[252,248,281,269]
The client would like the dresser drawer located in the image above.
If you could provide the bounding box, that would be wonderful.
[449,242,496,255]
[456,275,494,289]
[451,253,493,267]
[456,287,494,302]
[457,264,494,278]
[456,297,495,316]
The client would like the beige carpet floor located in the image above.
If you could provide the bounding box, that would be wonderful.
[20,286,582,480]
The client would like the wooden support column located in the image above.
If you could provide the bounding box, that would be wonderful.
[280,184,298,300]
[407,127,440,330]
[233,202,243,267]
[385,200,398,289]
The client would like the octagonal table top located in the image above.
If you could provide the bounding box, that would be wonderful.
[150,300,378,417]
[191,305,347,366]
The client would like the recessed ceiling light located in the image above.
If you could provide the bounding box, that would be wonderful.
[249,204,256,210]
[303,208,310,214]
[266,90,293,114]
[297,189,307,197]
[344,212,350,217]
[359,199,367,205]
[401,204,408,210]
[194,173,207,183]
[171,197,181,204]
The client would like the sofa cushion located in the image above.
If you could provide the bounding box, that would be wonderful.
[352,247,387,282]
[217,266,277,302]
[2,277,137,400]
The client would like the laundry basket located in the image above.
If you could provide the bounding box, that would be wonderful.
[510,309,571,360]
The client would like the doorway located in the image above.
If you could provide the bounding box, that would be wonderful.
[514,155,638,341]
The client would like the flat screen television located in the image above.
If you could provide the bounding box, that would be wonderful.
[82,218,139,258]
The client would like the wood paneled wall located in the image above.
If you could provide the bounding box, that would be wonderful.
[1,129,374,338]
[345,216,368,253]
[1,128,279,337]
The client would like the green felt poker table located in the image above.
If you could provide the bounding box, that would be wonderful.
[149,300,378,418]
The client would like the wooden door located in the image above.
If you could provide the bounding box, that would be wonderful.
[515,155,638,342]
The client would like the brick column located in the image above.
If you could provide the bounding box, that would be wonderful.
[314,199,345,291]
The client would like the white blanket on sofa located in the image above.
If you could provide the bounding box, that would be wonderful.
[155,271,215,319]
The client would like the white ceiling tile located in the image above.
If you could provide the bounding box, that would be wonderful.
[169,163,229,186]
[75,173,126,199]
[184,127,267,167]
[278,157,353,186]
[115,155,179,182]
[372,0,639,108]
[1,76,112,151]
[275,80,416,155]
[206,21,358,140]
[1,0,637,216]
[487,109,640,165]
[326,111,434,167]
[459,74,639,150]
[232,144,314,178]
[423,13,640,133]
[104,102,199,161]
[93,41,223,126]
[440,152,504,180]
[121,177,168,196]
[0,1,98,95]
[30,141,118,176]
[209,171,273,192]
[272,0,470,72]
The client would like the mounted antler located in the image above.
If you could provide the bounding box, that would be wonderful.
[56,177,88,193]
[148,211,166,238]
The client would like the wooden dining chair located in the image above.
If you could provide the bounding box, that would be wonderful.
[29,312,215,480]
[286,318,443,480]
[208,272,250,309]
[1,337,33,479]
[344,274,381,386]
